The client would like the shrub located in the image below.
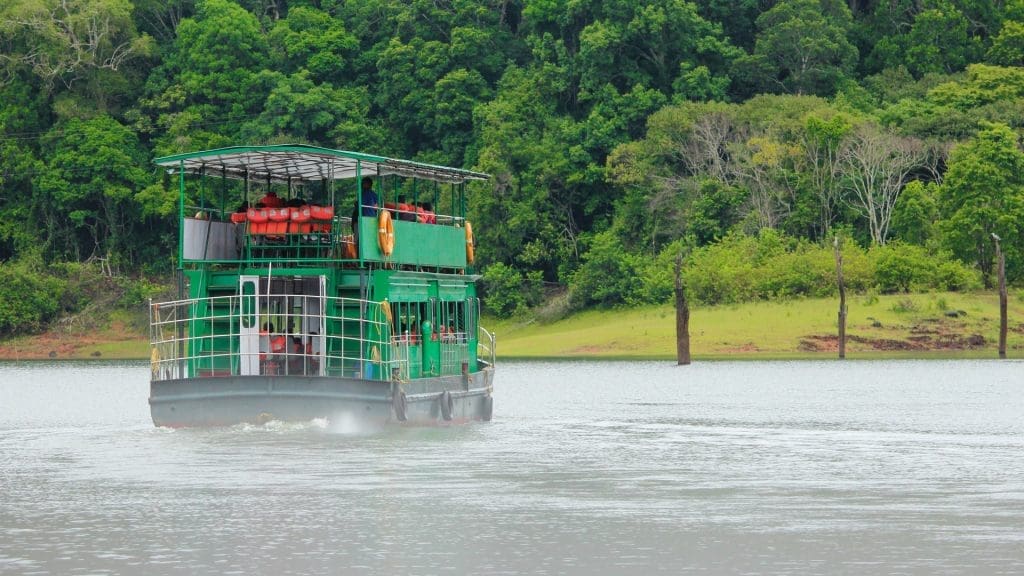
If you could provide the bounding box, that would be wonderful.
[872,243,936,293]
[569,231,642,308]
[119,277,169,307]
[481,262,526,318]
[0,263,66,336]
[934,260,982,291]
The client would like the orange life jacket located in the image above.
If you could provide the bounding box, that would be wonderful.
[270,335,286,354]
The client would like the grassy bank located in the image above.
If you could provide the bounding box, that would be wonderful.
[2,291,1021,361]
[486,291,1024,360]
[0,309,150,360]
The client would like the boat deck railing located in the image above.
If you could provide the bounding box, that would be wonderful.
[150,294,392,382]
[478,326,496,368]
[149,294,487,383]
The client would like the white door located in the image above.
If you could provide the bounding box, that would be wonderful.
[239,275,260,375]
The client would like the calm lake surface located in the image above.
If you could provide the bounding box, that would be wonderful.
[1,360,1022,575]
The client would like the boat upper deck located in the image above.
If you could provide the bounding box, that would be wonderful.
[155,145,488,270]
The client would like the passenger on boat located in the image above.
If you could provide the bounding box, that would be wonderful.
[306,332,320,374]
[260,191,284,208]
[422,202,436,224]
[288,337,305,375]
[260,323,280,375]
[352,177,379,239]
[397,195,416,222]
[358,177,378,216]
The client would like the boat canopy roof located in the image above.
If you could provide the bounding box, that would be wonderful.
[154,144,489,185]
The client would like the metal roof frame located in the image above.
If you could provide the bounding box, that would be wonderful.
[154,144,490,184]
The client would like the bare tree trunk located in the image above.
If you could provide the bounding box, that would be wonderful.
[994,235,1007,359]
[834,236,847,360]
[675,255,691,366]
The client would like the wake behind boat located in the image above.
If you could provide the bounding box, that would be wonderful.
[148,145,495,427]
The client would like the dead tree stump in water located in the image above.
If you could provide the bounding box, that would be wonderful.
[834,236,847,360]
[675,254,691,366]
[993,234,1007,359]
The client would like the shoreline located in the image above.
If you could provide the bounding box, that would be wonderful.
[2,291,1021,362]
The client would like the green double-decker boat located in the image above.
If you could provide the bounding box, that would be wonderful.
[148,145,495,427]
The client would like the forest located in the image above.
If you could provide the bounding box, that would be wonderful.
[2,0,1024,335]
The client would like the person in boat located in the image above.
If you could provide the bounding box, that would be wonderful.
[352,177,379,238]
[422,202,436,224]
[305,331,320,374]
[260,190,284,208]
[396,195,416,222]
[288,336,305,375]
[359,177,378,216]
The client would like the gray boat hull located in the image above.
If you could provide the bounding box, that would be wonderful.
[150,366,495,427]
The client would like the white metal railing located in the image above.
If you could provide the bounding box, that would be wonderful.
[478,326,495,368]
[149,294,406,382]
[440,334,470,375]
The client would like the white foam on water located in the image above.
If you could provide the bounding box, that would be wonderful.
[326,411,382,436]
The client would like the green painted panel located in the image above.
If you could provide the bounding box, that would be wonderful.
[357,217,467,268]
[438,282,467,301]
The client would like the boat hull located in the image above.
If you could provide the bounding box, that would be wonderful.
[150,366,495,428]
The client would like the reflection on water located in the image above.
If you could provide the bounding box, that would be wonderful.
[1,359,1023,574]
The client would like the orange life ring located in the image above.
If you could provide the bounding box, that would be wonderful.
[378,210,395,256]
[465,221,475,264]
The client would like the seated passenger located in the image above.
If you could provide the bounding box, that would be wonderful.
[422,202,436,224]
[260,191,284,208]
[396,195,416,222]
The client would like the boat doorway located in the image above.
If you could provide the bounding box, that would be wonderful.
[238,275,327,376]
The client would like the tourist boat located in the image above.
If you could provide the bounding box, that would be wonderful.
[147,145,495,427]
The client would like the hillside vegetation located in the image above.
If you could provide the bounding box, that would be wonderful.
[2,0,1024,339]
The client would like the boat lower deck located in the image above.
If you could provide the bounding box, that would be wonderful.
[150,366,494,427]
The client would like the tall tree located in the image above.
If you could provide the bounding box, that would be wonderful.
[745,0,858,96]
[839,123,928,246]
[35,115,150,264]
[939,122,1024,283]
[0,0,153,91]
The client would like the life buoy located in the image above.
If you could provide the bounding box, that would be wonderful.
[439,390,454,421]
[150,347,160,376]
[378,210,395,256]
[392,389,408,422]
[465,221,475,264]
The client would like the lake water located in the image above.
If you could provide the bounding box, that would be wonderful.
[1,360,1022,575]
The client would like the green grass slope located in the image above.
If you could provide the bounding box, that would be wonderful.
[487,292,1024,360]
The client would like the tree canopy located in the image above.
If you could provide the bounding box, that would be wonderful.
[2,0,1024,327]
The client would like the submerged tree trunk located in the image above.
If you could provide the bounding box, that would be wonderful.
[675,255,691,366]
[834,236,847,360]
[994,235,1007,359]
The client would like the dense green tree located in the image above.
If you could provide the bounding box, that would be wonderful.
[741,0,858,96]
[890,180,940,245]
[939,122,1024,283]
[141,0,277,153]
[35,115,150,264]
[987,20,1024,66]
